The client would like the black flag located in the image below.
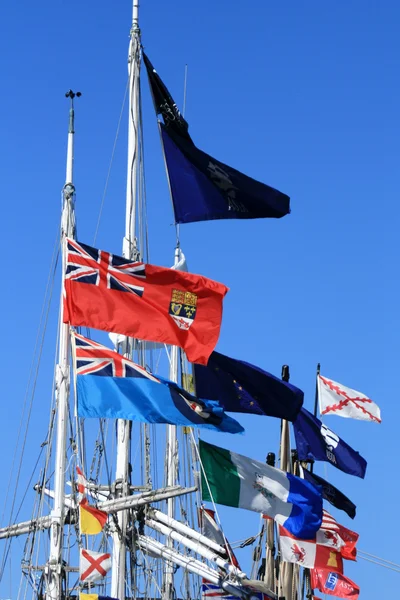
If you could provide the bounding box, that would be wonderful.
[301,468,356,519]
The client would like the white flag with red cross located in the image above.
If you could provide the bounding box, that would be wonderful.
[80,548,111,582]
[318,374,381,423]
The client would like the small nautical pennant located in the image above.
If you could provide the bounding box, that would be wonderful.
[318,374,381,423]
[80,548,111,582]
[79,499,108,535]
[76,466,87,503]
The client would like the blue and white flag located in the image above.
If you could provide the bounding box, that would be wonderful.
[293,408,367,479]
[72,333,243,434]
[200,440,322,539]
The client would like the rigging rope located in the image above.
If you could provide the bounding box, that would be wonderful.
[92,77,130,246]
[358,549,400,573]
[189,430,237,569]
[0,230,60,582]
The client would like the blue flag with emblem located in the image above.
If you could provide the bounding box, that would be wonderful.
[72,333,243,434]
[193,350,303,422]
[143,51,290,224]
[293,408,367,479]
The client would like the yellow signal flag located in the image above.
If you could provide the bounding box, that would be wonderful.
[79,500,107,535]
[80,595,118,600]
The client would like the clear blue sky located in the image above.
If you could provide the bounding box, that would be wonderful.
[0,0,398,598]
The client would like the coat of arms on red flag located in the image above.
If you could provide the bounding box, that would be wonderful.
[169,289,197,329]
[63,238,228,365]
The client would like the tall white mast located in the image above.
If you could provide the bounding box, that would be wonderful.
[123,0,140,260]
[46,90,79,600]
[111,2,141,598]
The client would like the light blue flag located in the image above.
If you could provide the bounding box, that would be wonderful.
[73,333,243,434]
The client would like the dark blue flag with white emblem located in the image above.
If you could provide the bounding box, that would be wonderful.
[143,52,290,224]
[72,333,243,434]
[293,408,367,479]
[300,468,356,519]
[193,350,303,422]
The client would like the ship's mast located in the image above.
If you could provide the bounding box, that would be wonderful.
[123,0,140,260]
[111,2,141,598]
[46,90,79,600]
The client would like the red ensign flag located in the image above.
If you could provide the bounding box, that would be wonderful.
[63,239,228,365]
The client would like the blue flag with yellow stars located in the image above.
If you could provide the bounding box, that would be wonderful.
[194,351,303,422]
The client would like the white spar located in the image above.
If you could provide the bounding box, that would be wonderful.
[145,518,247,579]
[137,535,251,599]
[150,508,227,555]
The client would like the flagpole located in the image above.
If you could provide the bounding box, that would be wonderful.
[302,361,321,600]
[46,90,79,600]
[164,246,181,600]
[263,453,276,593]
[313,362,321,417]
[278,365,294,600]
[112,2,140,598]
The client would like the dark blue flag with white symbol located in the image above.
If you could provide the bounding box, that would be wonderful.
[301,468,356,519]
[161,126,291,224]
[73,333,243,434]
[143,52,290,224]
[293,408,367,479]
[193,350,303,422]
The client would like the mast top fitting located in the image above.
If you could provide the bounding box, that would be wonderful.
[65,90,82,100]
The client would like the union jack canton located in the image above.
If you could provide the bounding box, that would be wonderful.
[65,238,146,296]
[73,333,160,380]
